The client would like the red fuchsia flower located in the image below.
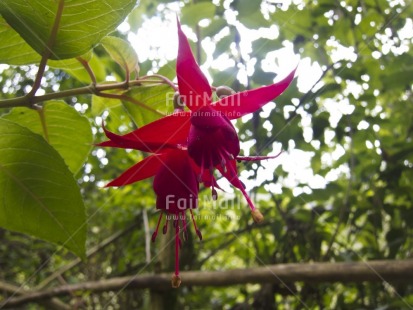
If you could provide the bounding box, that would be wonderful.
[97,112,201,287]
[174,20,296,222]
[99,19,295,288]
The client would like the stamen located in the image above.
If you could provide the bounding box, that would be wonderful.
[212,187,218,201]
[240,180,246,189]
[251,209,264,223]
[151,212,163,242]
[163,215,169,234]
[189,209,203,241]
[226,163,260,218]
[172,274,181,288]
[172,219,181,288]
[209,166,214,176]
[181,213,189,242]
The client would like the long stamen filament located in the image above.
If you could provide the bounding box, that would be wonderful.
[151,212,163,242]
[189,209,202,241]
[175,220,180,275]
[172,218,181,288]
[163,215,169,234]
[181,213,189,242]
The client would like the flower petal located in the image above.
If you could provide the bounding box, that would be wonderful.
[98,112,191,152]
[188,121,239,168]
[213,68,296,119]
[217,160,243,190]
[217,160,257,211]
[176,19,212,110]
[106,154,167,187]
[190,105,231,129]
[153,149,199,214]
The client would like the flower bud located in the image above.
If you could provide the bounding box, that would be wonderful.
[216,86,235,98]
[171,274,182,288]
[251,209,264,223]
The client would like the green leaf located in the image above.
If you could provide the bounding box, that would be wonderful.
[0,119,86,258]
[213,33,234,58]
[92,92,123,116]
[252,65,277,85]
[0,16,40,65]
[239,10,270,29]
[211,66,238,86]
[201,18,227,38]
[0,0,136,60]
[123,84,175,127]
[48,52,107,84]
[252,38,283,58]
[233,0,261,17]
[157,61,177,80]
[181,2,216,27]
[2,101,93,175]
[101,36,139,76]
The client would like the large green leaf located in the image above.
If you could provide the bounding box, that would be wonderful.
[181,2,216,27]
[0,0,136,60]
[0,119,86,258]
[0,16,40,65]
[2,101,93,175]
[101,36,139,76]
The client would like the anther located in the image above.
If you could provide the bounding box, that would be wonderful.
[251,209,264,223]
[212,188,218,201]
[172,275,181,288]
[196,229,203,241]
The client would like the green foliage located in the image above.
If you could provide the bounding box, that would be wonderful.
[0,0,136,60]
[1,0,413,309]
[101,36,140,76]
[123,84,175,127]
[2,100,93,174]
[0,119,86,258]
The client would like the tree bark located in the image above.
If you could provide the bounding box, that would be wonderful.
[2,259,413,308]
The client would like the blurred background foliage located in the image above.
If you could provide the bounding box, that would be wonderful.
[1,0,413,309]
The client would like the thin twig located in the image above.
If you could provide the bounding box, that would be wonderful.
[77,57,97,85]
[37,221,138,290]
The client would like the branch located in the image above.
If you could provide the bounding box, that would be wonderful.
[2,260,413,308]
[0,281,69,310]
[0,78,172,109]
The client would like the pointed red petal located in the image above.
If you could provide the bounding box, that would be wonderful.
[99,112,191,153]
[213,68,296,119]
[154,150,199,214]
[217,160,257,211]
[217,160,243,190]
[176,19,212,110]
[106,154,166,187]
